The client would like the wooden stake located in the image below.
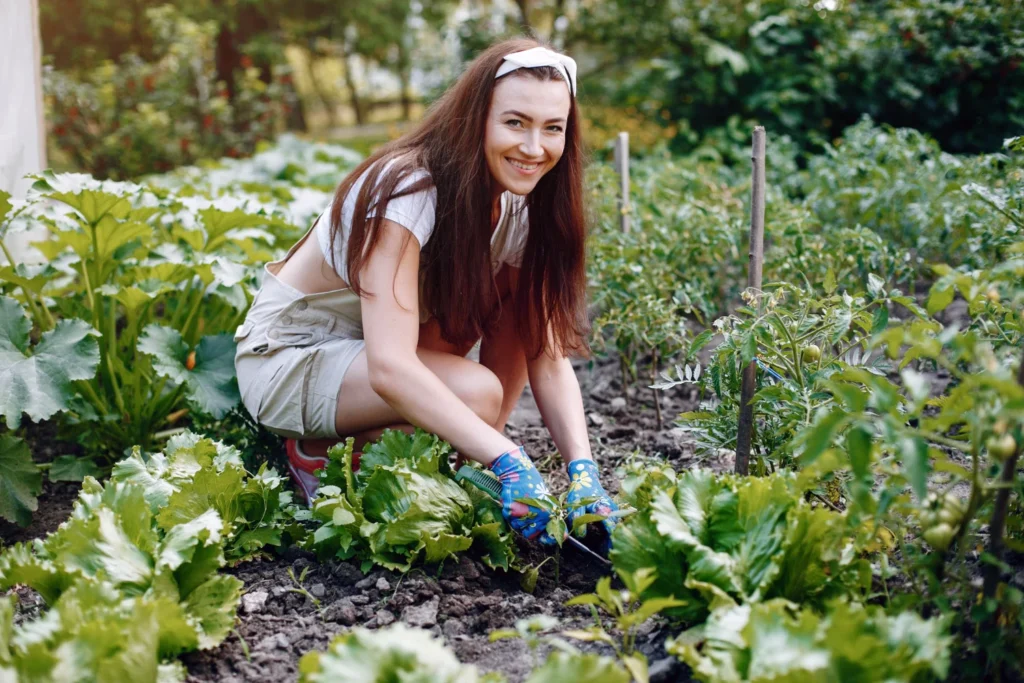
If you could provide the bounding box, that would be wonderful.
[735,127,767,476]
[615,132,631,234]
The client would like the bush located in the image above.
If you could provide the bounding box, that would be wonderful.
[44,6,288,180]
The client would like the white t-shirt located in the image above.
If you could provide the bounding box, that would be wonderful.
[316,159,530,283]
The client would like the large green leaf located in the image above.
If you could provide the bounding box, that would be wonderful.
[198,207,281,253]
[0,263,59,296]
[50,190,131,225]
[0,296,100,428]
[183,574,243,650]
[48,507,154,591]
[610,502,701,622]
[0,543,73,603]
[33,583,165,683]
[0,434,42,526]
[155,463,245,532]
[138,325,239,419]
[0,189,11,225]
[469,522,516,571]
[48,455,102,483]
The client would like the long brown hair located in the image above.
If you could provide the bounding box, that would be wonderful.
[329,37,590,360]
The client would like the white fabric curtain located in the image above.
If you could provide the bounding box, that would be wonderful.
[0,0,47,263]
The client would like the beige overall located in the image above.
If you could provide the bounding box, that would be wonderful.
[235,195,525,440]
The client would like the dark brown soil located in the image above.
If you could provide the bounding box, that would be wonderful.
[0,421,83,547]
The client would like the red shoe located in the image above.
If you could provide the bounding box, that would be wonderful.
[285,439,361,506]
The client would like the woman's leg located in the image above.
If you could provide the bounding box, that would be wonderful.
[329,345,505,452]
[478,271,528,432]
[310,265,527,457]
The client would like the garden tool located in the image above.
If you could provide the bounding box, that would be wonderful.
[455,465,613,568]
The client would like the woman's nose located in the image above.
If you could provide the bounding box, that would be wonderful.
[518,130,542,157]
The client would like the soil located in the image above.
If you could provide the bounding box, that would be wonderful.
[0,421,83,547]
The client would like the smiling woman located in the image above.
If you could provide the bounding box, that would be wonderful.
[234,38,619,549]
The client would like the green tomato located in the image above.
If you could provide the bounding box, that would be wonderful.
[938,505,961,526]
[922,523,956,552]
[801,344,821,363]
[987,434,1017,463]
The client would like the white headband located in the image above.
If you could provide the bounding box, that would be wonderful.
[494,47,577,97]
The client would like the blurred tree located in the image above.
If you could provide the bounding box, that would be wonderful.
[40,0,162,67]
[569,0,1024,155]
[280,0,457,126]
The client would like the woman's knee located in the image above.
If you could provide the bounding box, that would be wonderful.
[456,364,504,427]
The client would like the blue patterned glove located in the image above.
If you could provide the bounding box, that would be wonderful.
[490,446,558,546]
[566,459,619,553]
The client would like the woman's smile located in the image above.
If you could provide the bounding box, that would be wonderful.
[506,157,541,174]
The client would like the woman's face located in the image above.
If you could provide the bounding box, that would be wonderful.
[484,75,572,198]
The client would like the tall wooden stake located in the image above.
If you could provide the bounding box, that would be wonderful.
[615,132,631,234]
[735,127,767,476]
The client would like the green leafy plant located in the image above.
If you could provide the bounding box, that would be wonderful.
[609,463,871,625]
[561,569,687,683]
[668,598,952,683]
[0,434,44,528]
[45,5,286,180]
[659,279,925,474]
[0,432,288,679]
[794,281,1024,677]
[0,175,295,466]
[299,622,499,683]
[301,429,517,573]
[286,565,325,618]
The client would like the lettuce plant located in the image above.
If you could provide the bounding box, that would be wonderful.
[302,429,516,573]
[668,598,951,683]
[300,621,631,683]
[609,464,870,624]
[299,622,498,683]
[0,433,291,680]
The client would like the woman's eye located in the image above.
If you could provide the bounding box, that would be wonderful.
[547,125,564,133]
[506,119,523,128]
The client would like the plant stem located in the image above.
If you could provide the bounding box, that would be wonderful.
[773,312,806,391]
[75,378,110,415]
[181,287,206,343]
[919,431,971,453]
[620,354,631,406]
[809,490,843,512]
[983,347,1024,602]
[651,348,663,430]
[952,433,984,563]
[0,237,56,331]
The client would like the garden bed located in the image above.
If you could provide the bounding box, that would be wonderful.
[6,353,706,682]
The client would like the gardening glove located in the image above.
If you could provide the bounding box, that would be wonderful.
[490,446,559,546]
[566,459,619,554]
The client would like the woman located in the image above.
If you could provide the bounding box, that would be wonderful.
[234,38,617,548]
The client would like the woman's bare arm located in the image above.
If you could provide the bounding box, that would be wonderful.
[359,219,517,464]
[526,332,594,464]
